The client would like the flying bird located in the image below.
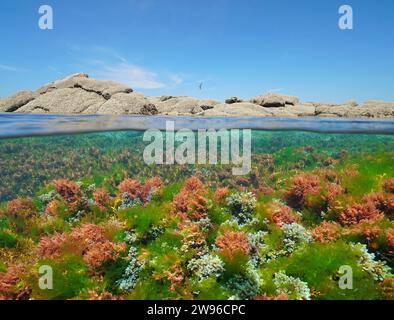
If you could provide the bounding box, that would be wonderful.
[199,82,203,90]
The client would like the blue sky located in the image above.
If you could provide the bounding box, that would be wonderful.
[0,0,393,102]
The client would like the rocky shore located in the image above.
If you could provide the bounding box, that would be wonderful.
[1,73,393,118]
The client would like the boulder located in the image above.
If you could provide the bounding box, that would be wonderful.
[315,101,394,118]
[225,96,243,104]
[349,101,394,118]
[315,104,350,118]
[346,100,358,107]
[191,106,204,115]
[37,73,133,99]
[140,103,159,116]
[95,92,152,115]
[268,104,317,117]
[0,91,38,112]
[16,88,106,114]
[203,102,273,117]
[156,97,220,115]
[251,93,300,107]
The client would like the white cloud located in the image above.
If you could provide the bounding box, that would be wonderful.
[100,63,166,89]
[0,64,29,72]
[90,46,128,63]
[267,88,285,93]
[69,44,185,90]
[169,74,184,86]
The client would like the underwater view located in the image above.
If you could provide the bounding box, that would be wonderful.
[0,117,393,301]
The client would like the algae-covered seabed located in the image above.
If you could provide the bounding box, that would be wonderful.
[0,130,393,300]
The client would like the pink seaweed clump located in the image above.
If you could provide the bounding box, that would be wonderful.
[0,266,26,300]
[6,198,36,218]
[214,188,230,203]
[118,179,142,199]
[285,173,321,208]
[93,188,111,211]
[364,192,394,218]
[271,204,300,227]
[383,178,394,194]
[339,202,384,226]
[312,221,341,244]
[172,177,208,221]
[141,177,164,202]
[216,231,250,260]
[37,224,124,271]
[54,179,84,211]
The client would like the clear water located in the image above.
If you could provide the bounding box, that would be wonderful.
[0,114,393,300]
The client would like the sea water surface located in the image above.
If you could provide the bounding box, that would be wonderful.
[0,113,394,138]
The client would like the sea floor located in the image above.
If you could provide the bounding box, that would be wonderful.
[0,129,393,300]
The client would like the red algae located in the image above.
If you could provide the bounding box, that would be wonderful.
[0,266,25,300]
[172,177,209,221]
[339,202,384,226]
[118,179,142,199]
[312,221,341,244]
[285,173,321,208]
[6,198,36,218]
[54,179,84,211]
[37,224,123,271]
[93,188,111,211]
[270,203,300,227]
[216,231,250,259]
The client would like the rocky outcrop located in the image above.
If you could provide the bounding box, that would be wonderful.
[1,74,393,118]
[315,101,394,118]
[203,102,273,117]
[0,91,38,112]
[250,93,300,107]
[37,73,133,99]
[153,96,220,115]
[16,88,106,114]
[93,92,151,115]
[225,96,243,104]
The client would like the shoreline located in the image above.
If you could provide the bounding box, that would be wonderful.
[1,73,394,119]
